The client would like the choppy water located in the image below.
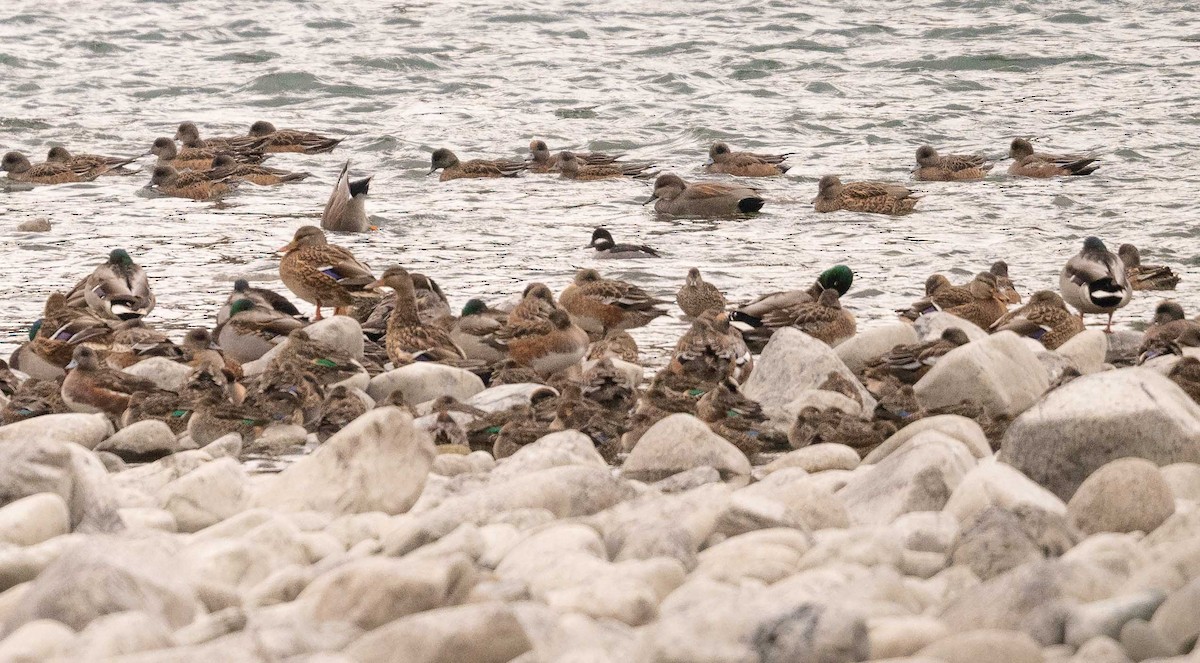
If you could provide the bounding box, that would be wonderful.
[3,0,1199,363]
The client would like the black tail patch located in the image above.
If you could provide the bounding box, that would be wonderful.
[731,310,764,328]
[349,176,371,197]
[739,197,765,213]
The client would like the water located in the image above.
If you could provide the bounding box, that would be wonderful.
[2,0,1199,363]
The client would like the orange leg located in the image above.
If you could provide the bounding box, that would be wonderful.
[1105,312,1114,334]
[314,303,324,321]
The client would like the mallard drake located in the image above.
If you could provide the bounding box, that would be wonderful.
[75,249,156,320]
[492,404,548,459]
[247,120,342,154]
[559,268,669,336]
[558,151,654,180]
[813,175,919,215]
[911,146,992,181]
[645,173,764,216]
[214,299,305,363]
[676,267,726,318]
[148,137,267,171]
[278,225,376,320]
[898,274,976,320]
[61,346,162,416]
[208,154,310,186]
[991,260,1022,304]
[1008,138,1098,177]
[1060,236,1131,332]
[365,265,465,365]
[315,384,369,441]
[149,165,238,200]
[527,140,622,173]
[668,310,752,385]
[9,311,108,381]
[990,290,1084,350]
[1169,357,1200,404]
[942,272,1009,329]
[175,121,268,151]
[0,378,68,425]
[321,161,372,233]
[429,148,526,181]
[586,228,660,260]
[704,142,792,177]
[217,278,305,325]
[2,151,100,184]
[735,265,854,322]
[739,288,856,349]
[46,146,136,175]
[861,327,971,388]
[1118,244,1180,291]
[696,379,786,456]
[450,299,507,364]
[586,329,639,364]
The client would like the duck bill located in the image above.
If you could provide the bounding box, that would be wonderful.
[427,167,438,175]
[642,194,658,206]
[363,279,387,290]
[277,241,297,253]
[65,359,78,370]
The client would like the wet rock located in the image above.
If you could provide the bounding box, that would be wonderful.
[1067,458,1175,535]
[71,610,173,658]
[760,444,859,475]
[836,323,920,373]
[345,601,532,663]
[1149,576,1200,655]
[1064,591,1166,648]
[1002,368,1200,501]
[122,357,194,392]
[0,412,112,448]
[254,407,434,516]
[915,629,1043,663]
[944,458,1067,525]
[0,619,76,660]
[622,413,750,483]
[1160,462,1200,501]
[366,362,485,406]
[1056,330,1107,375]
[492,430,605,479]
[156,457,249,533]
[15,217,50,232]
[0,493,69,546]
[864,415,990,465]
[741,327,875,420]
[94,420,179,462]
[838,433,975,526]
[914,312,988,342]
[915,331,1048,419]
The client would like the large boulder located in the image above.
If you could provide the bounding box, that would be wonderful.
[0,413,112,448]
[254,407,434,516]
[0,493,70,547]
[943,458,1067,525]
[1067,458,1175,535]
[623,414,750,483]
[915,629,1043,663]
[914,312,988,342]
[94,420,180,463]
[914,331,1048,419]
[0,440,124,534]
[122,358,193,392]
[1000,368,1200,501]
[366,363,485,406]
[835,324,919,373]
[1056,330,1107,375]
[156,457,250,533]
[741,328,875,419]
[838,433,976,526]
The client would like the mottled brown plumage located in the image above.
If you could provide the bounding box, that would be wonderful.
[365,265,465,365]
[1118,244,1180,291]
[912,145,992,181]
[559,268,669,335]
[430,148,526,181]
[247,121,343,154]
[990,290,1084,350]
[1007,138,1098,177]
[814,175,919,215]
[558,151,653,180]
[704,141,791,177]
[278,225,376,320]
[676,267,727,318]
[149,165,237,200]
[2,151,100,184]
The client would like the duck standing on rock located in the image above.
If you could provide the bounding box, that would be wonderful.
[1117,244,1180,291]
[991,290,1085,350]
[321,161,372,233]
[365,265,465,365]
[676,268,726,318]
[559,268,669,337]
[645,174,764,216]
[278,225,376,320]
[74,249,156,321]
[1060,237,1131,333]
[217,279,305,325]
[813,175,919,215]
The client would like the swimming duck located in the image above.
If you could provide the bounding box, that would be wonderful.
[645,173,764,216]
[77,249,156,321]
[365,265,465,365]
[942,272,1009,329]
[897,274,976,320]
[527,140,622,173]
[315,385,369,441]
[60,346,162,417]
[704,142,792,177]
[149,165,238,201]
[676,267,726,318]
[668,310,752,384]
[217,279,305,325]
[429,148,526,181]
[46,146,137,175]
[559,268,669,336]
[1060,236,1131,332]
[861,328,971,389]
[1117,244,1180,291]
[450,299,507,364]
[321,161,372,233]
[489,288,588,377]
[586,228,660,260]
[247,120,343,154]
[911,146,993,181]
[813,175,919,215]
[990,290,1084,350]
[0,378,69,425]
[148,137,267,171]
[586,329,639,364]
[208,154,310,186]
[278,225,377,320]
[175,121,268,151]
[735,265,855,322]
[1008,138,1099,177]
[2,151,100,184]
[216,298,307,363]
[990,260,1023,304]
[558,151,654,180]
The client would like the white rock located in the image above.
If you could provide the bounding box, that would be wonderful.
[1064,591,1166,648]
[864,415,990,464]
[200,432,242,460]
[94,420,179,461]
[777,389,866,425]
[736,469,850,531]
[695,528,813,584]
[0,440,124,534]
[121,357,194,392]
[1001,367,1200,501]
[741,327,876,420]
[1070,636,1132,663]
[156,457,249,533]
[117,507,177,532]
[1159,462,1200,502]
[915,628,1044,663]
[1150,575,1200,655]
[0,493,69,546]
[1067,458,1175,535]
[868,615,950,659]
[492,430,605,479]
[839,433,976,526]
[254,407,434,516]
[366,362,485,406]
[761,444,860,475]
[622,413,750,482]
[915,331,1048,419]
[1056,330,1108,374]
[467,383,559,413]
[0,534,84,593]
[835,323,920,373]
[0,619,76,661]
[346,601,533,663]
[944,458,1068,524]
[914,311,988,342]
[71,610,173,658]
[0,413,112,448]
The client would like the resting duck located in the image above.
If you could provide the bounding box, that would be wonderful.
[676,267,726,318]
[149,165,238,201]
[646,173,764,216]
[738,288,856,350]
[559,268,669,336]
[587,228,660,260]
[558,151,654,180]
[1118,244,1180,291]
[941,272,1009,329]
[216,279,305,325]
[736,265,854,322]
[527,140,622,173]
[990,290,1084,350]
[696,379,786,456]
[186,367,271,446]
[148,137,267,171]
[582,357,638,413]
[46,146,137,175]
[208,154,310,186]
[898,274,975,321]
[550,382,624,461]
[278,225,376,320]
[60,346,162,416]
[587,329,639,364]
[488,285,588,377]
[1,378,69,425]
[1169,358,1200,404]
[215,299,307,364]
[1138,302,1200,363]
[1060,236,1131,333]
[990,260,1023,304]
[668,310,752,385]
[68,249,156,321]
[813,176,919,215]
[450,299,507,364]
[861,327,971,388]
[268,329,362,388]
[365,265,465,365]
[1008,138,1098,177]
[429,148,526,181]
[315,385,369,442]
[492,404,549,459]
[320,161,372,233]
[248,120,343,154]
[704,141,793,177]
[911,146,992,181]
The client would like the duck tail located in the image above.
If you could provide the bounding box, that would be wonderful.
[1065,158,1099,176]
[730,311,763,328]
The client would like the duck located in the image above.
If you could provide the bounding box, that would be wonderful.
[243,361,322,429]
[60,346,162,416]
[587,329,639,364]
[527,140,622,173]
[1117,244,1180,291]
[1060,236,1131,332]
[1008,138,1099,177]
[320,161,372,233]
[429,148,526,181]
[1141,301,1200,350]
[559,268,669,336]
[216,298,307,363]
[186,367,270,446]
[120,386,195,435]
[668,310,752,384]
[148,137,267,171]
[9,314,105,381]
[208,154,310,186]
[278,225,377,320]
[789,405,896,456]
[587,228,660,260]
[911,146,992,181]
[0,359,19,397]
[450,299,507,364]
[489,287,588,377]
[582,357,637,413]
[77,249,156,320]
[558,151,654,180]
[735,265,855,322]
[109,319,182,362]
[247,120,343,154]
[315,385,369,441]
[268,328,362,387]
[990,290,1084,350]
[990,260,1023,304]
[46,146,137,175]
[1169,357,1200,404]
[897,274,976,320]
[550,382,624,461]
[492,404,548,459]
[645,173,764,216]
[362,272,453,337]
[696,379,785,456]
[704,141,792,177]
[365,265,465,365]
[216,279,305,325]
[2,151,100,184]
[813,175,919,215]
[175,121,268,151]
[181,328,242,379]
[739,288,856,349]
[2,377,69,425]
[676,267,726,318]
[942,272,1009,329]
[149,165,238,201]
[861,327,971,388]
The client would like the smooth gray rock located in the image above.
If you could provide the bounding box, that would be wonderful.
[1118,618,1174,661]
[835,323,919,374]
[623,414,750,483]
[492,430,606,480]
[0,493,69,546]
[1056,330,1108,375]
[467,383,559,413]
[71,610,173,659]
[1149,576,1200,655]
[914,312,988,343]
[1067,458,1176,535]
[366,362,485,406]
[838,433,975,526]
[0,440,124,534]
[0,413,112,448]
[95,420,179,462]
[122,358,194,392]
[951,507,1054,581]
[741,327,875,420]
[1064,591,1166,649]
[156,457,249,533]
[346,601,533,663]
[915,628,1043,663]
[915,331,1048,419]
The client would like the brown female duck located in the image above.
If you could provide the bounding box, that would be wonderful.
[559,268,669,336]
[61,346,162,416]
[912,145,992,181]
[704,141,792,177]
[2,151,100,184]
[247,120,343,154]
[429,148,526,181]
[676,267,727,318]
[278,225,376,320]
[149,165,238,200]
[813,175,919,215]
[990,290,1084,350]
[1118,244,1180,291]
[1008,138,1098,177]
[365,265,465,365]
